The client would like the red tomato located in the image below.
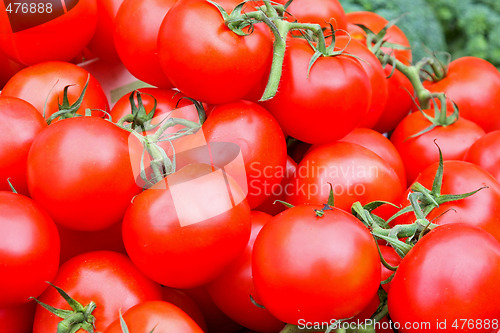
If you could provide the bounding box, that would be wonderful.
[334,36,388,129]
[373,66,415,134]
[103,301,204,333]
[287,141,403,213]
[57,222,126,263]
[339,127,406,189]
[253,204,381,324]
[162,287,207,331]
[182,286,244,333]
[256,155,297,216]
[0,300,36,333]
[0,49,25,89]
[27,117,141,231]
[0,192,60,307]
[114,0,175,87]
[33,251,163,333]
[1,61,109,119]
[263,38,371,144]
[122,163,251,288]
[388,224,500,332]
[345,11,412,65]
[286,0,347,30]
[87,0,124,62]
[379,245,402,292]
[344,11,415,134]
[200,101,287,208]
[424,57,500,133]
[398,160,500,243]
[0,96,46,195]
[0,0,97,65]
[390,111,485,185]
[464,130,500,183]
[157,0,273,104]
[207,211,285,333]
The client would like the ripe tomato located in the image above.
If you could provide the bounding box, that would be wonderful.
[287,141,403,213]
[122,163,251,288]
[33,251,163,333]
[87,0,124,62]
[398,160,500,243]
[344,11,415,134]
[114,0,175,88]
[0,49,25,89]
[255,155,297,216]
[388,224,500,332]
[339,127,406,189]
[0,192,60,307]
[157,0,273,104]
[57,222,126,263]
[103,301,204,333]
[286,0,347,30]
[253,204,380,324]
[201,101,287,209]
[207,211,285,333]
[0,300,36,333]
[345,11,412,65]
[1,61,109,119]
[0,96,46,195]
[424,57,500,133]
[334,35,388,129]
[27,117,141,231]
[390,111,485,185]
[263,38,371,144]
[0,0,97,65]
[464,130,500,183]
[162,287,207,331]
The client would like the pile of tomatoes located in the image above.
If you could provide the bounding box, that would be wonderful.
[1,0,500,332]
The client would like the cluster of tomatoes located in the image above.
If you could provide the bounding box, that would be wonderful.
[1,0,500,332]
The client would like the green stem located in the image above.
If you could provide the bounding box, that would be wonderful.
[279,324,323,333]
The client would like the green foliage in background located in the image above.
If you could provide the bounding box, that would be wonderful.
[426,0,500,67]
[339,0,447,63]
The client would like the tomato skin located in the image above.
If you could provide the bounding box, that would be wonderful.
[287,142,403,213]
[33,251,163,333]
[388,224,500,332]
[114,0,175,87]
[0,50,25,89]
[397,161,500,243]
[158,0,273,104]
[103,301,204,333]
[0,96,46,195]
[345,11,412,65]
[334,36,388,129]
[87,0,123,62]
[263,38,371,144]
[0,192,60,307]
[339,128,406,189]
[256,155,297,216]
[122,163,251,288]
[286,0,347,30]
[252,205,380,324]
[464,130,500,183]
[1,61,109,119]
[390,111,485,186]
[162,287,207,332]
[0,0,97,65]
[207,211,285,333]
[201,101,287,209]
[424,57,500,133]
[27,117,141,231]
[0,300,36,333]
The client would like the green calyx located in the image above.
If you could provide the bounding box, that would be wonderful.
[46,75,93,125]
[31,283,96,333]
[314,183,335,217]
